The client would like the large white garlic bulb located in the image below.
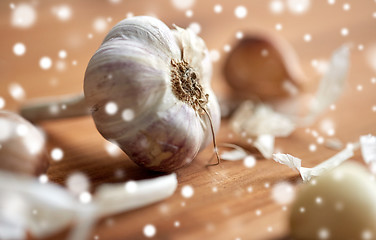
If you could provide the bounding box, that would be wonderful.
[84,16,220,172]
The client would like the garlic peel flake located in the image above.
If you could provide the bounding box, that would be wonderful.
[273,144,357,182]
[360,134,376,164]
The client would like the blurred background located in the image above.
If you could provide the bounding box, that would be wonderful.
[1,0,376,239]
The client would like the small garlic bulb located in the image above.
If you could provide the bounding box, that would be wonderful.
[84,16,220,172]
[0,111,49,176]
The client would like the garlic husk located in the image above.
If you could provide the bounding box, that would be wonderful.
[0,111,49,176]
[84,16,220,172]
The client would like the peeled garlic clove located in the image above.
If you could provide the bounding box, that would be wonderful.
[290,161,376,240]
[0,111,49,176]
[224,31,306,101]
[84,16,220,172]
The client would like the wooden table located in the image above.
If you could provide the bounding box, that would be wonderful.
[1,0,376,239]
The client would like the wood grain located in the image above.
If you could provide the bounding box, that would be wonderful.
[1,0,376,239]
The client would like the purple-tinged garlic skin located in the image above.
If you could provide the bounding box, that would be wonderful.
[0,111,49,176]
[84,16,220,172]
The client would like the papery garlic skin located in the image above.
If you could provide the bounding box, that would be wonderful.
[0,111,49,176]
[84,16,220,172]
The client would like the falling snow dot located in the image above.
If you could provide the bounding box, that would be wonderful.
[309,144,317,152]
[362,230,373,240]
[122,109,135,121]
[261,49,269,57]
[269,0,285,14]
[272,182,296,204]
[171,0,196,11]
[185,10,193,18]
[372,77,376,84]
[93,17,108,33]
[210,50,220,62]
[16,124,28,137]
[318,228,330,239]
[236,31,244,39]
[13,43,26,56]
[66,172,90,195]
[303,34,312,42]
[181,185,194,198]
[264,182,270,188]
[10,3,15,9]
[255,209,262,216]
[105,102,118,115]
[125,181,138,193]
[286,0,311,14]
[373,12,376,18]
[79,191,92,204]
[316,197,323,204]
[234,6,248,19]
[343,3,350,11]
[357,85,363,91]
[244,155,256,168]
[39,57,52,70]
[9,83,25,101]
[39,174,49,184]
[188,22,201,34]
[214,4,222,13]
[105,141,122,157]
[328,0,335,4]
[341,28,349,36]
[358,45,364,51]
[53,5,72,21]
[212,186,218,193]
[109,0,122,4]
[143,224,156,238]
[247,186,253,192]
[372,105,376,112]
[317,137,324,144]
[51,148,64,161]
[267,226,273,232]
[299,207,305,213]
[0,98,5,109]
[174,221,180,227]
[59,50,67,59]
[275,23,283,31]
[330,104,336,110]
[223,44,231,52]
[11,3,37,28]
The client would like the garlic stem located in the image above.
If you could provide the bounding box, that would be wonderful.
[20,93,90,122]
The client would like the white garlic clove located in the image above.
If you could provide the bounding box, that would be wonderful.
[84,16,220,172]
[290,161,376,240]
[0,111,49,176]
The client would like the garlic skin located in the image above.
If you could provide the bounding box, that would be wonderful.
[84,16,220,172]
[0,111,49,176]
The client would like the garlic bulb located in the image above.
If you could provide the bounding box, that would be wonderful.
[0,111,49,176]
[84,16,220,172]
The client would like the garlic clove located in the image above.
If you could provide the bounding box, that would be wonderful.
[0,111,49,176]
[84,16,220,172]
[224,31,307,101]
[290,161,376,239]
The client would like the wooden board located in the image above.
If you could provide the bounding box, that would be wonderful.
[1,0,376,239]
